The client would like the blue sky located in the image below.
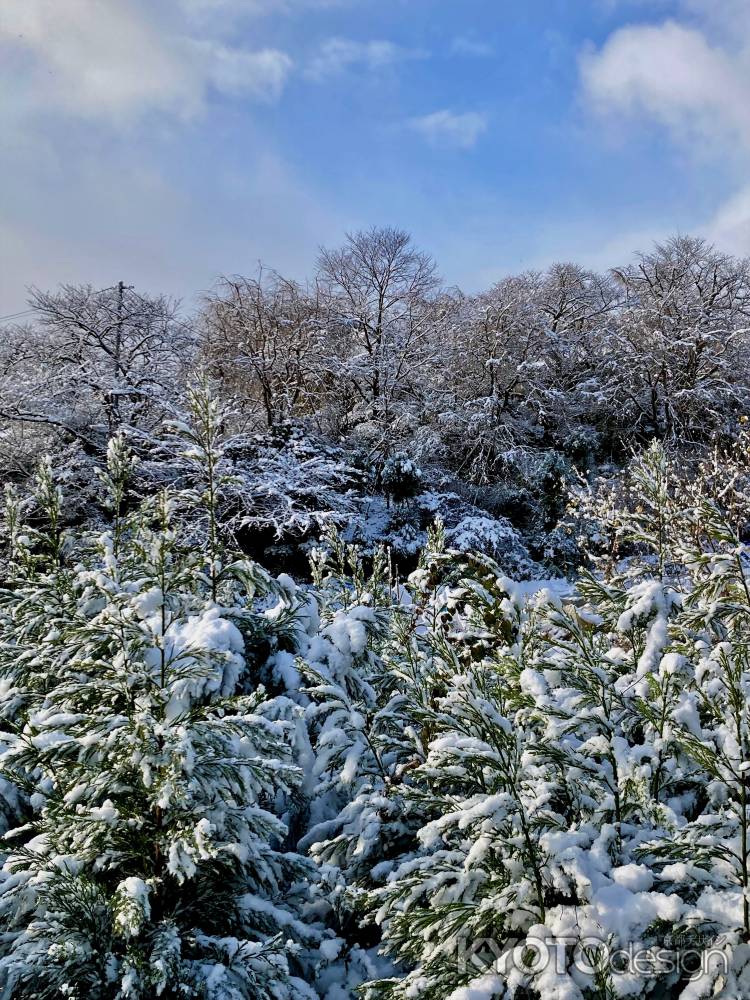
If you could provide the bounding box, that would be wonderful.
[2,0,749,314]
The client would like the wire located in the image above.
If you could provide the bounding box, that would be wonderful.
[0,309,36,324]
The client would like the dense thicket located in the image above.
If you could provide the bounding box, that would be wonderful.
[1,385,750,998]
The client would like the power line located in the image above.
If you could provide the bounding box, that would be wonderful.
[0,289,198,331]
[0,308,36,324]
[0,283,140,326]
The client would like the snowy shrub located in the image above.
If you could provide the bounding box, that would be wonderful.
[561,425,601,467]
[446,514,539,579]
[534,522,582,576]
[122,394,365,581]
[229,428,363,544]
[381,454,423,505]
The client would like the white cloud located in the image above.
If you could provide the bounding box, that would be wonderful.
[409,109,488,149]
[579,4,750,262]
[451,36,494,58]
[203,43,293,101]
[703,184,750,256]
[0,0,293,124]
[580,19,750,148]
[0,1,201,121]
[0,139,346,313]
[306,37,425,79]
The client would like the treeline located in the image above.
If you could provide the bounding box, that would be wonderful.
[2,229,749,485]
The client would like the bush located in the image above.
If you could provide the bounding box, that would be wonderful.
[446,514,539,579]
[381,453,423,505]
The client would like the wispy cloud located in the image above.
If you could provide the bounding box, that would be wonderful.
[450,36,494,58]
[306,37,425,79]
[704,183,750,256]
[408,109,488,149]
[179,0,352,20]
[201,43,293,101]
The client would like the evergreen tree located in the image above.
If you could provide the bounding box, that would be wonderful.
[310,440,750,999]
[0,435,334,998]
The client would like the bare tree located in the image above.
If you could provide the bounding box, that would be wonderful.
[608,236,750,442]
[0,284,193,455]
[317,226,440,433]
[200,269,327,430]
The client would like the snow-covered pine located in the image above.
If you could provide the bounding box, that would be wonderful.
[0,458,77,720]
[0,436,338,999]
[626,437,750,996]
[350,550,563,1000]
[5,378,750,999]
[164,378,237,603]
[301,440,750,1000]
[300,529,414,891]
[303,530,544,994]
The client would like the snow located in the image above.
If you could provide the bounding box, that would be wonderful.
[113,877,151,938]
[319,938,342,961]
[88,800,120,825]
[5,380,750,999]
[162,608,246,720]
[515,578,571,601]
[446,974,506,1000]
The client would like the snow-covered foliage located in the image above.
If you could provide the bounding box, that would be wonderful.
[2,256,750,998]
[338,490,540,578]
[225,428,363,545]
[0,423,340,999]
[0,284,191,476]
[136,407,365,571]
[380,454,423,505]
[4,230,750,582]
[299,437,750,1000]
[446,514,539,577]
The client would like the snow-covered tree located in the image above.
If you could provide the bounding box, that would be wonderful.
[199,271,328,431]
[608,237,750,444]
[299,437,750,1000]
[0,435,337,999]
[317,226,440,440]
[1,284,192,455]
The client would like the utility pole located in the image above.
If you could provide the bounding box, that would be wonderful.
[110,280,133,434]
